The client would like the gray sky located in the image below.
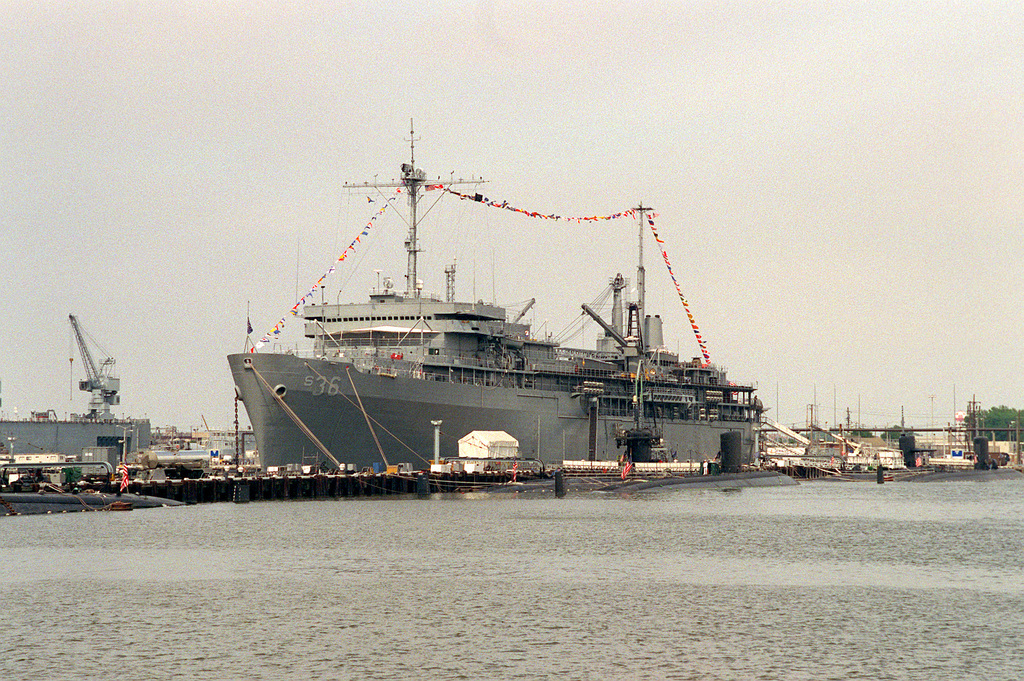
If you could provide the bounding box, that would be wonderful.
[2,1,1021,431]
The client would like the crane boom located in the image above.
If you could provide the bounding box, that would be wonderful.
[69,315,99,386]
[581,304,628,348]
[511,298,535,325]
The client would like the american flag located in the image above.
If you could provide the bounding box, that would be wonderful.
[621,461,633,480]
[118,463,129,493]
[511,460,518,483]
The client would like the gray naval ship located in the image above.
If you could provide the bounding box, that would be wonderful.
[229,143,762,471]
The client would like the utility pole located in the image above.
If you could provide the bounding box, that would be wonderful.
[967,396,981,441]
[1011,411,1019,464]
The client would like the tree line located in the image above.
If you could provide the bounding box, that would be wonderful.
[968,405,1023,441]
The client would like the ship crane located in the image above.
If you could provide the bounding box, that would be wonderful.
[511,298,535,325]
[69,314,121,420]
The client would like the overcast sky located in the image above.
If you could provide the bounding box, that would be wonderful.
[2,1,1021,431]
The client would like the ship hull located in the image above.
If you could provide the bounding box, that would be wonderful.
[229,353,756,471]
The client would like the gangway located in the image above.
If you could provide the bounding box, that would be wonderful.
[762,417,811,446]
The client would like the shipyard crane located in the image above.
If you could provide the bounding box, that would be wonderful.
[69,314,120,420]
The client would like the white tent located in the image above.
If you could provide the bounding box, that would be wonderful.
[457,431,519,459]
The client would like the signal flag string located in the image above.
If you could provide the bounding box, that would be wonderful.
[443,188,634,222]
[252,192,400,351]
[646,215,711,365]
[251,184,712,368]
[445,186,712,365]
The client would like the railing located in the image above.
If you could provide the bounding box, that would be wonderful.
[307,352,755,421]
[561,460,701,475]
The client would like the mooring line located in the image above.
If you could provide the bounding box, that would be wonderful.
[248,363,344,470]
[345,366,389,468]
[302,362,431,465]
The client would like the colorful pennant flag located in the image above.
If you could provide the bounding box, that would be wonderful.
[444,188,634,223]
[252,185,711,369]
[445,186,711,365]
[252,192,399,352]
[647,215,711,365]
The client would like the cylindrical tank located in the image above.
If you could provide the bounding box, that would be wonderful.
[899,434,917,468]
[644,315,664,349]
[720,431,742,473]
[973,437,989,469]
[150,451,212,469]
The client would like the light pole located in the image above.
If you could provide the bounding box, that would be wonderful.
[119,425,131,464]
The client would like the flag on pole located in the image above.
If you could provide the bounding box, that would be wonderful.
[247,317,253,335]
[118,463,129,493]
[621,460,633,480]
[512,460,518,483]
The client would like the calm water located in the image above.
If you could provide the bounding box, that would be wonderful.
[3,479,1024,680]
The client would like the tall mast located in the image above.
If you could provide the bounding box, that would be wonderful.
[444,260,457,302]
[341,123,485,301]
[634,203,653,329]
[403,119,425,297]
